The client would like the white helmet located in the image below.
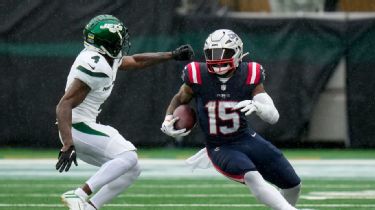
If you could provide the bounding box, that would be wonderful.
[204,29,244,75]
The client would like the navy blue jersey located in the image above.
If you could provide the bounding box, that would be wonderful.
[182,61,265,145]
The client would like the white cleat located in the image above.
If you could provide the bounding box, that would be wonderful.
[61,190,85,210]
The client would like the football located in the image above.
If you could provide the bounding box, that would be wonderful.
[173,105,197,131]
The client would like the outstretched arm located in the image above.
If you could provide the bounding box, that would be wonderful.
[119,44,194,70]
[120,52,172,70]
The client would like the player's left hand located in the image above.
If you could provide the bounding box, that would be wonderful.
[56,145,78,173]
[172,44,194,61]
[233,100,258,116]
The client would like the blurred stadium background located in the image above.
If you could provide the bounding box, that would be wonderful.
[2,0,375,209]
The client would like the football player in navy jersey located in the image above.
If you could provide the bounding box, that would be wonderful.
[161,29,301,210]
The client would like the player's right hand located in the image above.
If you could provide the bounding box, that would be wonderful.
[161,115,191,138]
[56,145,78,173]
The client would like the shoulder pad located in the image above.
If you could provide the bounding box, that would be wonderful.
[76,50,111,76]
[246,62,264,85]
[185,62,202,84]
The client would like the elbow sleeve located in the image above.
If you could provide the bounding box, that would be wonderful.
[253,93,279,124]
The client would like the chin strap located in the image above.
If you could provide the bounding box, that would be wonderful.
[240,52,249,61]
[84,42,105,54]
[84,42,121,59]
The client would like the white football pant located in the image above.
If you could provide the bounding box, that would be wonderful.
[71,122,141,209]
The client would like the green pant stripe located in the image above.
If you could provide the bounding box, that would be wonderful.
[72,122,109,137]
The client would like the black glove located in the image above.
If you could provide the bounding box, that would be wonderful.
[172,44,194,61]
[56,145,78,173]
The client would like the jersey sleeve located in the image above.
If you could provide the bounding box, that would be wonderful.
[245,62,265,86]
[74,54,110,90]
[181,65,191,86]
[181,62,202,86]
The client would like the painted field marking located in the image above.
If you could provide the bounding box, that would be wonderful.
[1,191,375,199]
[1,183,375,189]
[302,190,375,200]
[1,159,375,179]
[0,203,375,208]
[0,193,253,198]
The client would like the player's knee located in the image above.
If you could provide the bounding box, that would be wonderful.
[243,171,266,197]
[284,174,301,189]
[286,182,301,193]
[131,163,141,179]
[115,151,139,174]
[244,171,263,185]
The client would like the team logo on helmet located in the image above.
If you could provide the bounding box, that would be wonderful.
[100,23,123,33]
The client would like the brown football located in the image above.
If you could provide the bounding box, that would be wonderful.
[173,105,197,131]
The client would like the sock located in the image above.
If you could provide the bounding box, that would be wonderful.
[75,187,89,201]
[280,183,301,206]
[244,171,297,210]
[90,163,141,209]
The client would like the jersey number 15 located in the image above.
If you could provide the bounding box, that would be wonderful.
[205,101,240,135]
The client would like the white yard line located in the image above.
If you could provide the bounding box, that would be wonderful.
[302,190,375,200]
[1,183,375,189]
[0,193,253,198]
[0,159,375,179]
[1,191,375,200]
[0,203,375,208]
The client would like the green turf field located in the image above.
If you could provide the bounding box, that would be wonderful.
[2,148,375,159]
[1,148,375,210]
[0,178,375,209]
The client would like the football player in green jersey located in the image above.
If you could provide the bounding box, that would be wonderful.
[56,14,194,210]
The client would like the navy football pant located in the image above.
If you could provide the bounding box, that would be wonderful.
[206,133,300,189]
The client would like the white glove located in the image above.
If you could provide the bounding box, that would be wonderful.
[233,100,258,116]
[161,115,191,138]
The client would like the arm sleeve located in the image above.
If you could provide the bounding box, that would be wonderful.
[253,93,279,124]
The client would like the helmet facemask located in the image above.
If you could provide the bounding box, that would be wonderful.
[99,28,130,59]
[205,48,236,75]
[204,29,244,76]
